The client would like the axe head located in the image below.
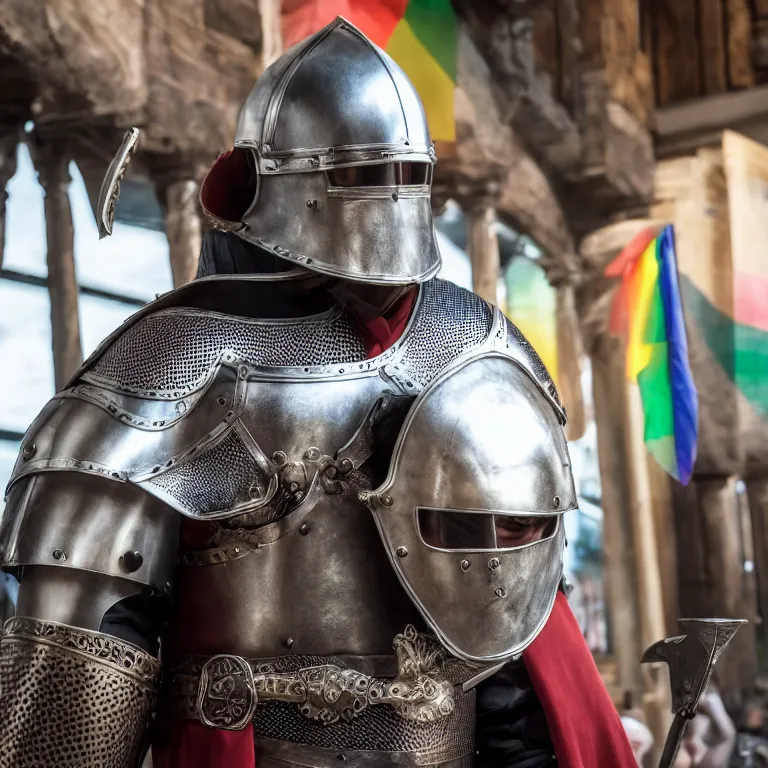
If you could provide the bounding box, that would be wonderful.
[642,618,745,717]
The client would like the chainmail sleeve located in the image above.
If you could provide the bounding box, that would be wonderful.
[0,618,161,768]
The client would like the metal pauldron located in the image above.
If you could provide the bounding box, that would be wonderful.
[174,626,477,731]
[0,617,161,768]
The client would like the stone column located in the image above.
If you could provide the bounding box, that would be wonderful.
[466,194,501,305]
[590,346,643,698]
[32,136,83,390]
[673,476,757,695]
[746,475,768,673]
[0,130,19,270]
[579,220,672,758]
[259,0,283,68]
[152,167,204,288]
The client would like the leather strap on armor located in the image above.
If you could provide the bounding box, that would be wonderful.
[0,617,160,768]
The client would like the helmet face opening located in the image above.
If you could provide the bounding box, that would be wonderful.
[200,147,259,228]
[326,162,433,188]
[417,508,559,551]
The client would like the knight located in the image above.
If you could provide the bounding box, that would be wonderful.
[0,18,635,768]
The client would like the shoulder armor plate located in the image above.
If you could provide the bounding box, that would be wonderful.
[362,351,576,663]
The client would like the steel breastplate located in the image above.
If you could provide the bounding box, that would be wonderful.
[5,276,564,767]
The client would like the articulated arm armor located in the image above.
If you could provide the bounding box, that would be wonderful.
[0,413,179,766]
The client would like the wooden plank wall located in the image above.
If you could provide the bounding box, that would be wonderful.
[649,0,760,108]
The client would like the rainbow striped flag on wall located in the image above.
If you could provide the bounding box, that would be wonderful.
[282,0,457,143]
[605,226,699,484]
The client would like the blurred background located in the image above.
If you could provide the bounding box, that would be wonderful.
[0,0,767,764]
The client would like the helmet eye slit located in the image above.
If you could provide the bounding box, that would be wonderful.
[326,162,431,188]
[416,508,557,551]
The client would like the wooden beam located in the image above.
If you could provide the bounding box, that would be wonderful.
[531,3,560,91]
[653,0,701,106]
[698,0,728,95]
[557,0,584,122]
[726,0,756,89]
[655,85,768,136]
[577,0,605,70]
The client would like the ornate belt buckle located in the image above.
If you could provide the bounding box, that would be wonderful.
[196,654,258,730]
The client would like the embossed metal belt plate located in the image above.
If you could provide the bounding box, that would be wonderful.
[196,654,259,730]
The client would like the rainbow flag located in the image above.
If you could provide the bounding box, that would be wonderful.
[282,0,457,143]
[605,226,699,484]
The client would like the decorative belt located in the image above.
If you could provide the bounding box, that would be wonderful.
[168,625,470,732]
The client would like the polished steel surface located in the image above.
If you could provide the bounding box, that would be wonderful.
[167,483,422,658]
[224,17,439,284]
[7,280,504,525]
[97,127,140,239]
[0,617,159,768]
[236,17,431,171]
[364,352,575,663]
[13,567,143,631]
[236,171,440,284]
[1,472,179,592]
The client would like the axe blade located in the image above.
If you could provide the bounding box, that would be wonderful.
[97,127,140,240]
[641,618,746,768]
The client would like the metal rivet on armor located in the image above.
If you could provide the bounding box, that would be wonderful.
[233,546,241,554]
[248,484,262,500]
[460,559,471,571]
[494,587,506,598]
[309,156,320,167]
[22,442,36,461]
[306,199,318,209]
[488,557,501,571]
[217,396,227,406]
[396,546,408,558]
[337,755,347,762]
[295,491,305,501]
[553,496,561,508]
[339,458,353,473]
[305,447,321,460]
[380,494,393,507]
[300,523,310,535]
[120,550,144,573]
[406,381,414,388]
[392,192,399,201]
[51,548,66,562]
[283,637,295,649]
[306,258,313,265]
[273,451,287,465]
